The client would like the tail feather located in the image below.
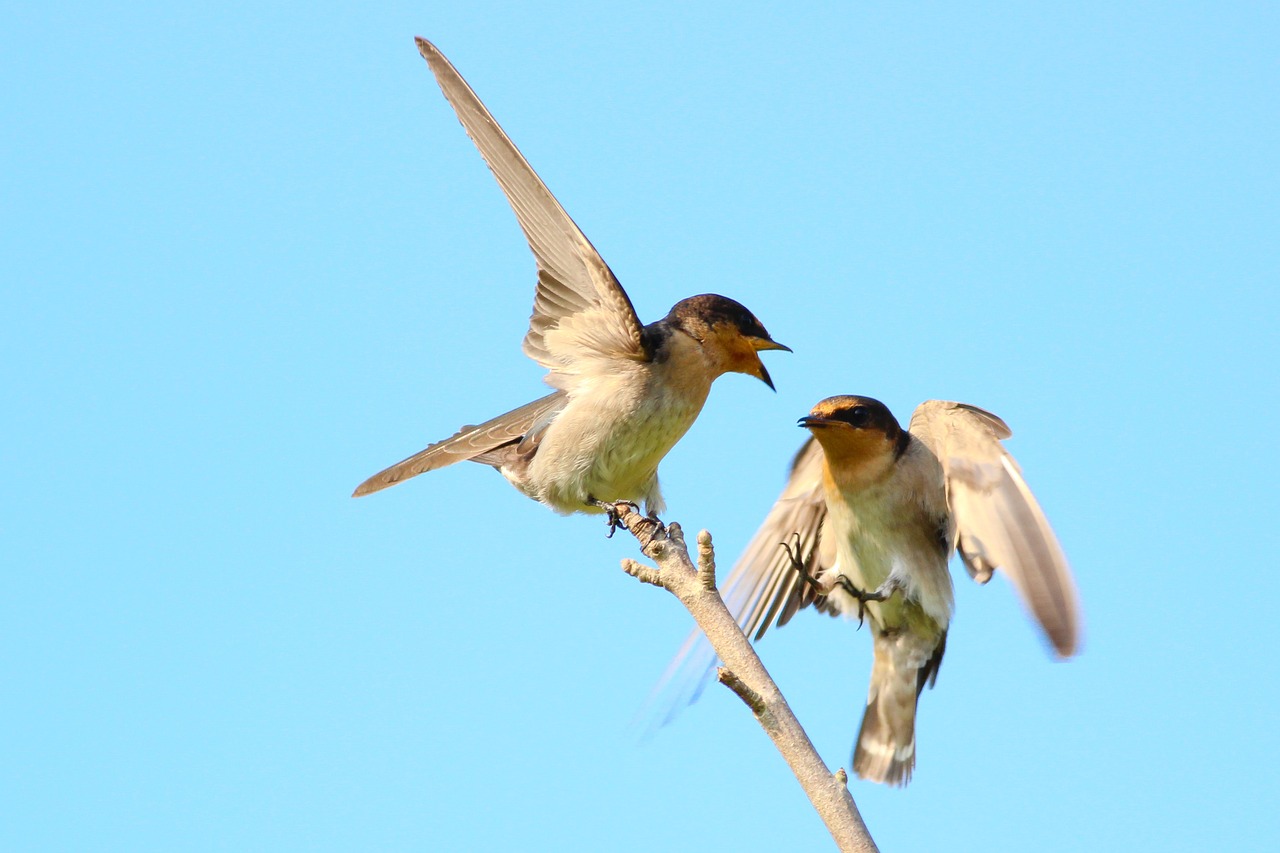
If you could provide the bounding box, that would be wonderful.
[352,391,565,497]
[852,629,942,787]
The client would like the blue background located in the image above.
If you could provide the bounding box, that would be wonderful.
[4,2,1277,850]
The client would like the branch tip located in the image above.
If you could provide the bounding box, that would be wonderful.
[717,666,767,715]
[696,529,717,589]
[620,558,665,589]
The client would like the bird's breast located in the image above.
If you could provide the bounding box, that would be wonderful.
[822,466,954,629]
[525,358,713,510]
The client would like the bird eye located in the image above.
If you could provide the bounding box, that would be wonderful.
[843,407,870,427]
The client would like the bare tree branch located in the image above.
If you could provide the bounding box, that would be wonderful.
[613,505,879,853]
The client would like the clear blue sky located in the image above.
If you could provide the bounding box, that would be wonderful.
[4,2,1277,850]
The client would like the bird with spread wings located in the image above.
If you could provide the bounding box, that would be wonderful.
[651,397,1081,786]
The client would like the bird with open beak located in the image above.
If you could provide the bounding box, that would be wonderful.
[352,40,789,517]
[653,395,1080,786]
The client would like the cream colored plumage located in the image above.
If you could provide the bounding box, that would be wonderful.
[353,40,787,514]
[652,396,1081,785]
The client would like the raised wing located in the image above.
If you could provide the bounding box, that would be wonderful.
[909,400,1081,657]
[352,391,566,497]
[415,39,648,382]
[642,438,834,728]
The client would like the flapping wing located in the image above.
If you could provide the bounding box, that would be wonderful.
[724,438,837,641]
[909,401,1081,657]
[415,39,648,381]
[641,438,834,728]
[352,391,566,497]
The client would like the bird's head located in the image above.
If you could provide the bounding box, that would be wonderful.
[799,396,908,484]
[665,294,790,389]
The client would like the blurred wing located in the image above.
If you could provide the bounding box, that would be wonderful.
[352,391,566,497]
[909,400,1082,657]
[416,39,648,382]
[640,438,834,729]
[725,438,836,642]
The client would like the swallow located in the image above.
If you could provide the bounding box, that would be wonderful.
[652,396,1081,786]
[352,40,789,517]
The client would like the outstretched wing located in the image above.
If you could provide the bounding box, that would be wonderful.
[909,400,1081,657]
[352,392,566,497]
[642,438,834,728]
[416,39,648,384]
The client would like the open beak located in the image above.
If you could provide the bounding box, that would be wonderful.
[747,337,789,391]
[755,360,777,391]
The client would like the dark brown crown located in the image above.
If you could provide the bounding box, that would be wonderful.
[664,294,776,343]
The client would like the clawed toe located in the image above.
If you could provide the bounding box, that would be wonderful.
[781,533,822,589]
[589,499,665,543]
[832,577,896,628]
[590,499,634,537]
[778,532,894,628]
[642,510,668,542]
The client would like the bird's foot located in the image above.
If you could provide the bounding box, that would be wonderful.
[832,575,889,603]
[783,534,881,625]
[589,498,635,538]
[782,533,822,587]
[832,576,900,628]
[634,509,668,549]
[588,499,667,545]
[787,539,893,627]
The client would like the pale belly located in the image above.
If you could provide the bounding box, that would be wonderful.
[824,484,954,630]
[524,370,709,513]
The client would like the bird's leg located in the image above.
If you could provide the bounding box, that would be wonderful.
[781,533,823,589]
[832,575,889,603]
[588,498,667,545]
[831,576,902,628]
[643,507,668,541]
[782,534,894,628]
[588,498,636,538]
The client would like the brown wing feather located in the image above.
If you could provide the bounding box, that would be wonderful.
[723,438,834,641]
[640,438,833,728]
[415,39,647,377]
[909,400,1082,657]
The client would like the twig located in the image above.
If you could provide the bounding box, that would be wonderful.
[613,505,879,853]
[716,667,766,716]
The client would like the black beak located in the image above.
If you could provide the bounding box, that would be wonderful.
[758,363,777,392]
[798,415,838,429]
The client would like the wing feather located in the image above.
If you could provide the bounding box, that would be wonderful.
[909,401,1081,657]
[640,438,833,728]
[415,39,647,380]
